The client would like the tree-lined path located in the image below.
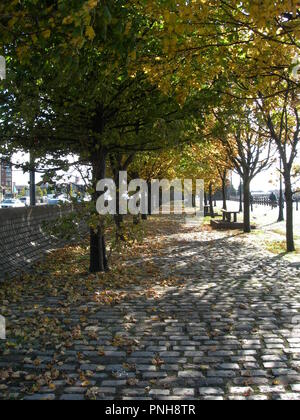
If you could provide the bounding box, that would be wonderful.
[1,0,300,402]
[1,216,300,400]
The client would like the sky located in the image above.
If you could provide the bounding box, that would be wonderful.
[10,149,300,194]
[232,170,276,193]
[11,152,84,187]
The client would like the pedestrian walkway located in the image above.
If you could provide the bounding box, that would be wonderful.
[1,216,300,400]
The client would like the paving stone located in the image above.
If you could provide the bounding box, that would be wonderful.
[199,387,225,396]
[229,387,253,395]
[178,371,204,378]
[272,369,298,376]
[101,380,127,386]
[23,394,55,400]
[142,372,167,379]
[63,387,86,394]
[2,215,300,401]
[259,386,286,393]
[219,363,240,370]
[263,362,287,369]
[149,389,171,396]
[275,393,300,400]
[173,388,195,396]
[207,370,237,378]
[60,394,85,400]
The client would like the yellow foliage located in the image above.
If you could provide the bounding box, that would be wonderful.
[42,29,51,39]
[85,25,96,41]
[31,34,38,44]
[87,0,99,10]
[62,16,74,25]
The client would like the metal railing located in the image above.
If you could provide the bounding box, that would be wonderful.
[228,196,299,210]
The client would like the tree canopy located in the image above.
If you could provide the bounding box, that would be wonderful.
[1,1,299,269]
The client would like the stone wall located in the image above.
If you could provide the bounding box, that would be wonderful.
[0,205,84,281]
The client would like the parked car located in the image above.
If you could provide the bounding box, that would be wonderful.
[56,195,71,203]
[19,196,30,206]
[47,195,70,205]
[1,199,25,209]
[47,198,60,206]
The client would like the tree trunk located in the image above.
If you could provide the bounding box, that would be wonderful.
[243,178,251,233]
[133,214,140,225]
[284,174,295,252]
[204,192,208,206]
[159,187,162,209]
[209,183,214,218]
[113,170,125,241]
[222,176,227,210]
[277,158,284,222]
[147,181,152,215]
[90,149,108,273]
[191,194,196,208]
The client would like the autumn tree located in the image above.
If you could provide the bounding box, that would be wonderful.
[173,141,223,216]
[210,141,234,211]
[2,0,299,266]
[213,107,273,233]
[257,90,300,252]
[128,148,181,216]
[1,2,202,272]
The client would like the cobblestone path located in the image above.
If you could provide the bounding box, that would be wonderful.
[1,223,300,400]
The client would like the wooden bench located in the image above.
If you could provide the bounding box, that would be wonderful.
[222,209,239,223]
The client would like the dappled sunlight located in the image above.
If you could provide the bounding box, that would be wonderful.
[1,215,300,400]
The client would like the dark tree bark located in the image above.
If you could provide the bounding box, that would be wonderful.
[284,173,295,252]
[220,169,228,210]
[113,169,125,240]
[204,192,208,206]
[222,181,227,210]
[90,149,108,273]
[159,187,163,209]
[209,183,214,218]
[278,159,284,222]
[147,181,152,215]
[192,194,196,208]
[243,177,251,233]
[133,214,141,225]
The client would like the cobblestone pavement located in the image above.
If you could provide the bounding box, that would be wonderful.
[1,221,300,400]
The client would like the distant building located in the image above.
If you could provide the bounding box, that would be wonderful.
[0,159,13,196]
[38,182,85,197]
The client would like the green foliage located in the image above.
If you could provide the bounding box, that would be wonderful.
[1,0,300,266]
